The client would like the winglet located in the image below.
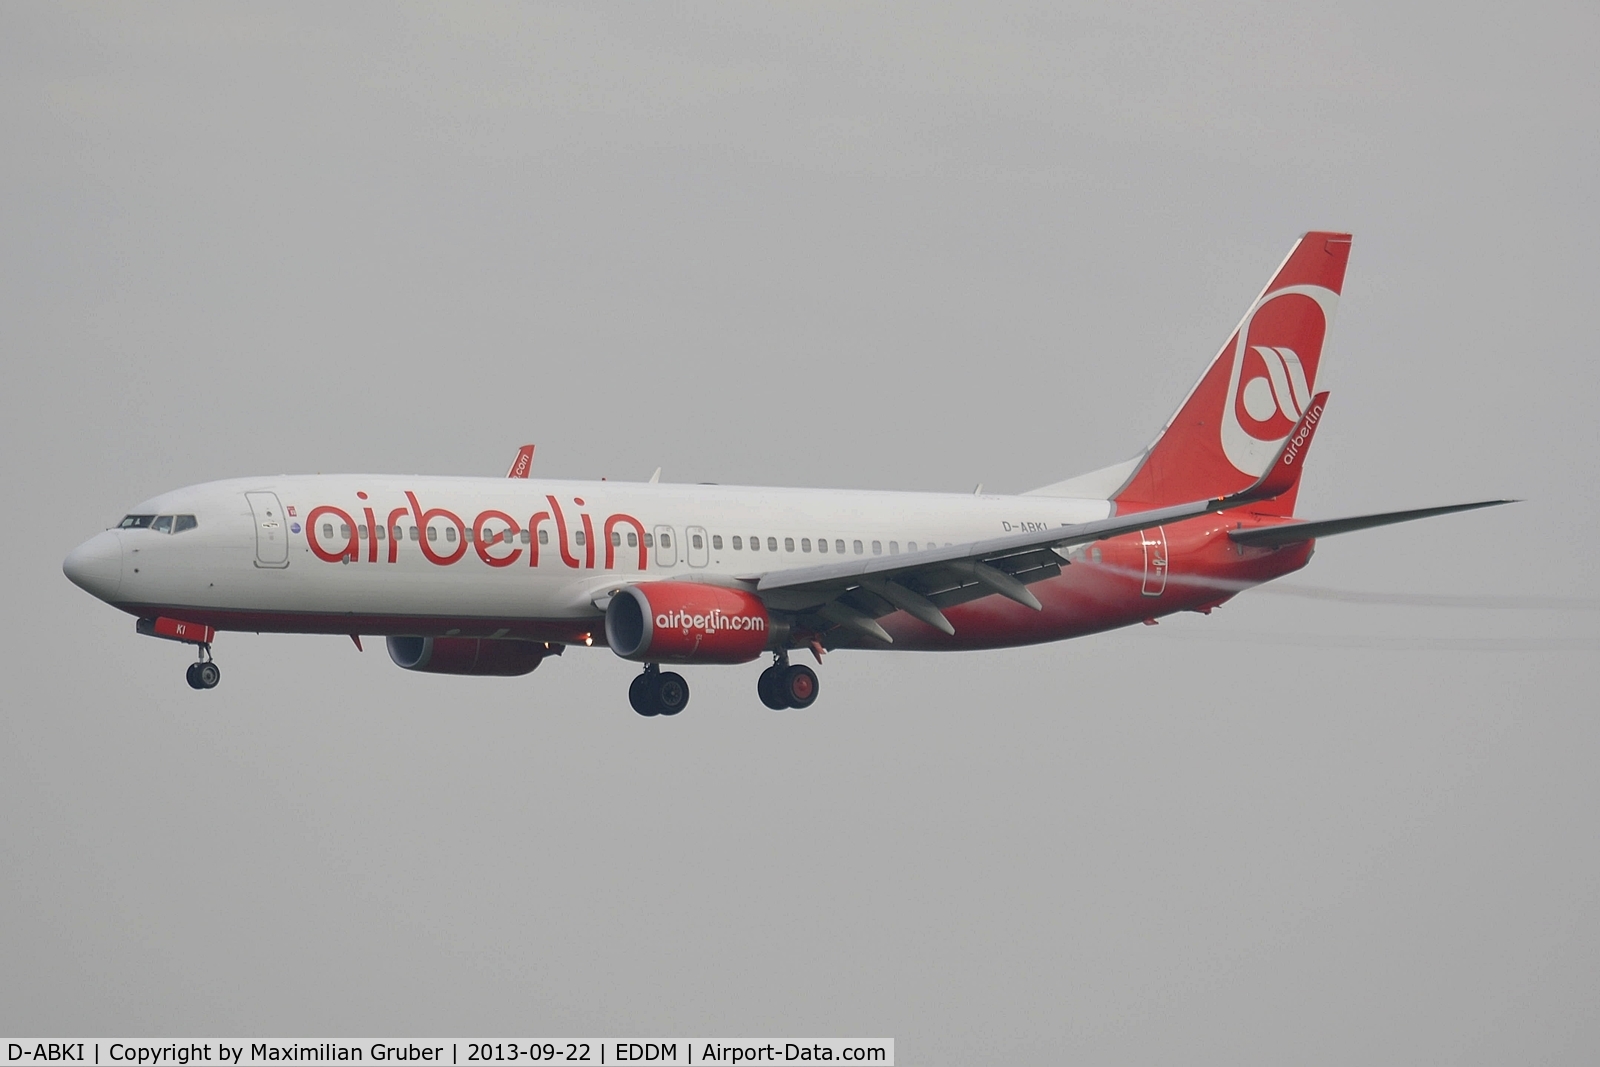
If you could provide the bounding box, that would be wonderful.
[1220,391,1329,507]
[506,445,535,478]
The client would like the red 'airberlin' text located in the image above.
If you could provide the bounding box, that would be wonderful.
[304,493,649,571]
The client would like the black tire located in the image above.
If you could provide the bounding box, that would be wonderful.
[185,663,204,690]
[629,673,659,716]
[655,672,689,716]
[782,664,819,709]
[757,665,788,710]
[197,662,221,689]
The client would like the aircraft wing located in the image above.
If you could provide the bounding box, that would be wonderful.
[751,397,1333,642]
[751,497,1220,641]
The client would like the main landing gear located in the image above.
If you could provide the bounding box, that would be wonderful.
[757,651,819,711]
[185,645,220,690]
[629,664,690,717]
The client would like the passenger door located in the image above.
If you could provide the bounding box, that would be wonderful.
[686,525,709,568]
[246,491,290,568]
[653,525,677,568]
[1140,526,1168,596]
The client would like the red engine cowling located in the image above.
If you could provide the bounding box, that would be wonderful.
[604,582,778,664]
[386,636,551,676]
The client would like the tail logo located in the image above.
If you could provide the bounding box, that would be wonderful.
[1220,284,1339,476]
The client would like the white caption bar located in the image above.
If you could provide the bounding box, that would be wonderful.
[3,1042,892,1067]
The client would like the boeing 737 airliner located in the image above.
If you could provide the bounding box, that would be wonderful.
[63,233,1508,715]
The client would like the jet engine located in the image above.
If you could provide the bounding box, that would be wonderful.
[386,635,553,676]
[604,582,782,664]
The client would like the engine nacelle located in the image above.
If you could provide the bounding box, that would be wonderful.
[386,635,551,676]
[604,582,780,664]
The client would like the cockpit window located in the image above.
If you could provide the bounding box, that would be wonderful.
[123,513,197,533]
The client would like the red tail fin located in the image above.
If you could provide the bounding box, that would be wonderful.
[1114,232,1351,516]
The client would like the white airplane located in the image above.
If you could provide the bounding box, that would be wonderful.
[64,232,1508,715]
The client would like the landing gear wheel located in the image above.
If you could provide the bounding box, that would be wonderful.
[781,664,818,709]
[629,672,660,717]
[655,672,689,716]
[757,666,789,710]
[186,663,204,690]
[196,662,220,689]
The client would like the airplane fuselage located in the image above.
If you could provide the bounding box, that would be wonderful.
[65,474,1311,653]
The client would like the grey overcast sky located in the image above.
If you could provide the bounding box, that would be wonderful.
[4,2,1598,1061]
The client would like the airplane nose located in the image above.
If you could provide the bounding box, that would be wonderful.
[64,530,124,602]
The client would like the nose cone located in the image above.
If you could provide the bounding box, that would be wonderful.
[64,530,124,602]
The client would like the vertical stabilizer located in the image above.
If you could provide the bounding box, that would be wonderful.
[1112,232,1351,515]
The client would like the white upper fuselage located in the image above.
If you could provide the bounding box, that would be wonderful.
[67,474,1115,636]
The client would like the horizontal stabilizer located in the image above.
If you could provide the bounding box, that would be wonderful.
[1228,500,1515,548]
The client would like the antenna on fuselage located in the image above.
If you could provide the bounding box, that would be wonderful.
[649,467,661,484]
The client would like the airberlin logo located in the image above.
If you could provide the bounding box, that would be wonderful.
[303,491,648,571]
[656,608,766,634]
[1220,284,1339,476]
[1279,398,1325,466]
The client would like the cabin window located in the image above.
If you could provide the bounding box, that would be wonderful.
[732,536,742,550]
[749,536,760,552]
[375,525,385,540]
[712,534,723,550]
[391,526,402,540]
[643,532,653,548]
[574,530,585,547]
[464,528,474,543]
[767,536,778,552]
[817,538,828,553]
[539,529,550,545]
[119,514,156,529]
[426,527,437,542]
[836,539,846,554]
[338,523,350,539]
[784,537,794,552]
[172,515,198,533]
[871,540,882,555]
[853,540,863,555]
[611,531,622,547]
[409,526,419,540]
[889,541,898,554]
[628,531,639,547]
[692,533,703,549]
[323,523,334,540]
[659,532,671,548]
[908,541,918,552]
[445,527,457,543]
[1092,546,1102,562]
[801,538,811,552]
[358,524,369,539]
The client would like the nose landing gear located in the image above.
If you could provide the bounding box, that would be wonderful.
[629,664,689,717]
[757,651,819,710]
[185,647,220,690]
